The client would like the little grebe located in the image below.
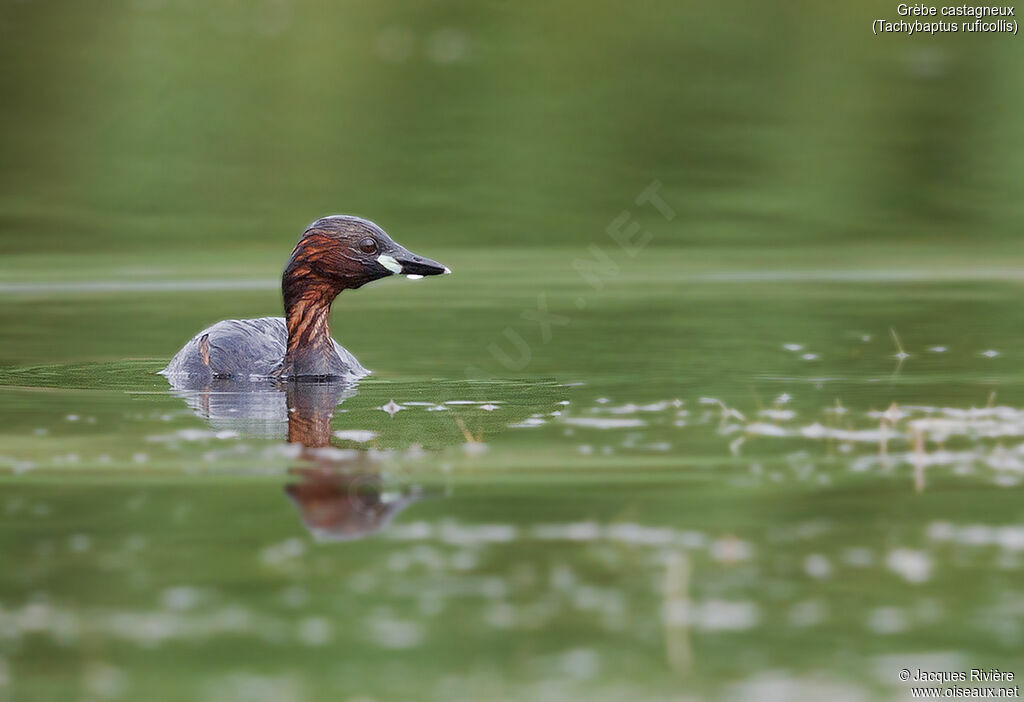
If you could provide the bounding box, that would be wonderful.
[161,215,449,381]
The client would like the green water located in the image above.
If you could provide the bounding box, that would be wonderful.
[3,1,1024,701]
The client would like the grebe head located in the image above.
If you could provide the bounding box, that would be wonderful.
[285,215,450,293]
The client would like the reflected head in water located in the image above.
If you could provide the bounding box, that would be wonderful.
[286,467,424,543]
[281,382,429,542]
[160,214,450,382]
[164,374,428,542]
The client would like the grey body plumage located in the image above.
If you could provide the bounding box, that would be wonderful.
[160,317,368,383]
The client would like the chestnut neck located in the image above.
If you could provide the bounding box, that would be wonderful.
[279,231,363,377]
[284,285,337,351]
[281,269,345,377]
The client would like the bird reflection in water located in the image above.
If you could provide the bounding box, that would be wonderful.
[165,377,426,541]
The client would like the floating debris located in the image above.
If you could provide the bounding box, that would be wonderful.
[885,549,932,584]
[559,417,647,429]
[333,430,378,443]
[378,400,405,418]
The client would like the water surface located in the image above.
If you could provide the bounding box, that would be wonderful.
[3,269,1023,701]
[2,1,1024,700]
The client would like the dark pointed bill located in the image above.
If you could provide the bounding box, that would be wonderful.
[377,250,451,279]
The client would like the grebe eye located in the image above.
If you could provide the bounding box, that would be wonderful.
[358,237,378,255]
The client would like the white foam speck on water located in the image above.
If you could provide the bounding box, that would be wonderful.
[800,353,819,361]
[783,343,804,352]
[803,554,832,579]
[709,536,753,563]
[83,663,127,700]
[368,613,424,649]
[484,602,516,629]
[378,519,718,555]
[297,617,333,647]
[694,600,760,631]
[559,417,647,429]
[205,673,302,702]
[0,601,331,650]
[927,521,956,541]
[449,549,479,571]
[560,648,601,680]
[592,401,676,414]
[928,345,948,353]
[261,443,302,460]
[260,538,306,569]
[439,521,517,545]
[533,521,601,542]
[378,400,405,417]
[68,534,91,553]
[980,349,1001,358]
[759,408,796,421]
[462,442,489,456]
[788,599,828,628]
[478,403,500,411]
[147,428,240,442]
[161,586,201,611]
[924,521,1024,551]
[508,417,545,428]
[866,606,908,635]
[744,422,790,437]
[333,430,378,443]
[885,549,933,583]
[803,424,901,442]
[727,672,873,702]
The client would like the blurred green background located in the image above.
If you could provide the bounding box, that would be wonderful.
[2,2,1024,702]
[1,0,1022,267]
